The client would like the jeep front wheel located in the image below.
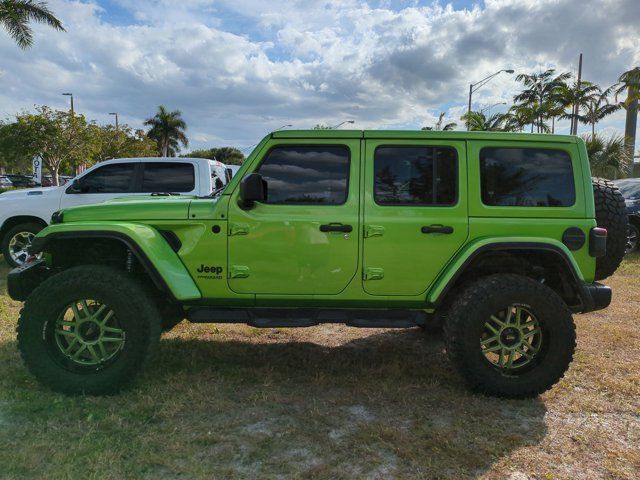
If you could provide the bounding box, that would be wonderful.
[18,265,161,395]
[444,274,576,398]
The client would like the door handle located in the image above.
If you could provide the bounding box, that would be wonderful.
[320,224,353,233]
[421,225,454,234]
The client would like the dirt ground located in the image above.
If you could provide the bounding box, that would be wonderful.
[0,256,638,479]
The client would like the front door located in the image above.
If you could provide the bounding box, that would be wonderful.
[362,139,468,296]
[227,141,360,295]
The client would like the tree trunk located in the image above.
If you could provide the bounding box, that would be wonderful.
[51,166,59,187]
[624,88,638,177]
[592,121,595,139]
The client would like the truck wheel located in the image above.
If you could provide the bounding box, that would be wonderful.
[592,178,627,280]
[444,274,576,398]
[17,265,161,395]
[1,222,44,267]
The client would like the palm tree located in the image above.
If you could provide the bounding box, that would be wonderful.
[581,85,621,138]
[514,69,571,133]
[0,0,64,49]
[583,133,632,179]
[144,106,188,157]
[460,111,507,131]
[422,112,457,131]
[555,81,600,134]
[615,67,640,175]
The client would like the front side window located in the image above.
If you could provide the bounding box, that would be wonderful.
[257,145,350,204]
[75,163,135,194]
[374,146,458,206]
[141,162,195,193]
[480,148,575,207]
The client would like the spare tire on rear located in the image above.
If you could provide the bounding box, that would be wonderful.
[592,178,627,281]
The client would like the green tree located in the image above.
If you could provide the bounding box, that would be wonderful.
[89,124,157,162]
[460,111,508,131]
[183,146,245,165]
[615,67,640,175]
[583,133,632,179]
[0,121,32,173]
[144,105,188,157]
[555,81,600,134]
[0,0,64,49]
[514,69,572,133]
[1,106,94,185]
[580,85,621,138]
[313,124,332,130]
[422,112,457,131]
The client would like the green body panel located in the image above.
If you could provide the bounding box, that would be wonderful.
[362,139,469,296]
[36,222,201,301]
[36,130,600,311]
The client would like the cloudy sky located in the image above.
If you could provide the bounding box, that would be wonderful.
[1,0,638,153]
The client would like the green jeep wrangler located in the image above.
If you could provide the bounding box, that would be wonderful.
[8,130,627,398]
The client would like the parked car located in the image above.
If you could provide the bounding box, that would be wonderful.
[613,178,640,253]
[0,176,13,189]
[0,157,231,267]
[6,174,37,188]
[39,175,72,187]
[8,130,626,398]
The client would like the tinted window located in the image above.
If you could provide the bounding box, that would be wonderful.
[78,163,135,193]
[142,163,195,193]
[257,146,350,204]
[480,148,575,207]
[374,146,457,205]
[615,179,640,199]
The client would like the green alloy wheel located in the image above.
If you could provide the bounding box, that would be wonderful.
[54,300,125,367]
[18,265,161,395]
[480,305,543,371]
[445,274,576,398]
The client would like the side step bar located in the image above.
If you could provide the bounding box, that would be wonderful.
[186,308,428,328]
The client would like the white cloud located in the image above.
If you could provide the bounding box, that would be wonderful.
[0,0,638,152]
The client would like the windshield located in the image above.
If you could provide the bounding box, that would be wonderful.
[615,179,640,199]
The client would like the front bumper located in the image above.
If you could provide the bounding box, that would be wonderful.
[7,259,52,301]
[579,282,612,313]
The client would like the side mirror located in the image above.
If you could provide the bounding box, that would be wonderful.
[238,173,267,209]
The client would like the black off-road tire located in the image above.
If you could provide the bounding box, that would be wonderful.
[592,178,627,280]
[444,274,576,398]
[1,222,44,267]
[17,265,162,395]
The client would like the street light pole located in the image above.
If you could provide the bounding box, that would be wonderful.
[466,69,514,130]
[275,124,292,131]
[109,112,119,131]
[332,120,355,129]
[480,102,508,115]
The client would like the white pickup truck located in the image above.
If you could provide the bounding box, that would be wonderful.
[0,157,232,267]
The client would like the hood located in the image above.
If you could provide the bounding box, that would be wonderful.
[61,196,194,222]
[0,187,59,199]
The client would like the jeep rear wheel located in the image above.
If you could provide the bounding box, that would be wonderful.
[592,178,627,280]
[444,274,576,398]
[2,222,44,267]
[18,265,161,395]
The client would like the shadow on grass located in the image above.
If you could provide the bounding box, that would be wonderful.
[0,327,548,477]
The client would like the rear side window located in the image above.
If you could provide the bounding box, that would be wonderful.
[141,162,195,193]
[77,163,135,193]
[374,146,458,206]
[257,145,350,204]
[480,148,575,207]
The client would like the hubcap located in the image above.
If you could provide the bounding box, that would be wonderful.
[480,305,543,371]
[8,231,36,264]
[54,300,125,366]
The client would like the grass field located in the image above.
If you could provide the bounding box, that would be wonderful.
[0,257,638,479]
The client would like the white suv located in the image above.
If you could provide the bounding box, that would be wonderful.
[0,157,228,267]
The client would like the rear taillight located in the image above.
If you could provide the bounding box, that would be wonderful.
[589,227,607,257]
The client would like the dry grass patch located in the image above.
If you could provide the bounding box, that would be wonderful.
[0,257,638,479]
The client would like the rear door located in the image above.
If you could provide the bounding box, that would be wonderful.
[362,139,468,296]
